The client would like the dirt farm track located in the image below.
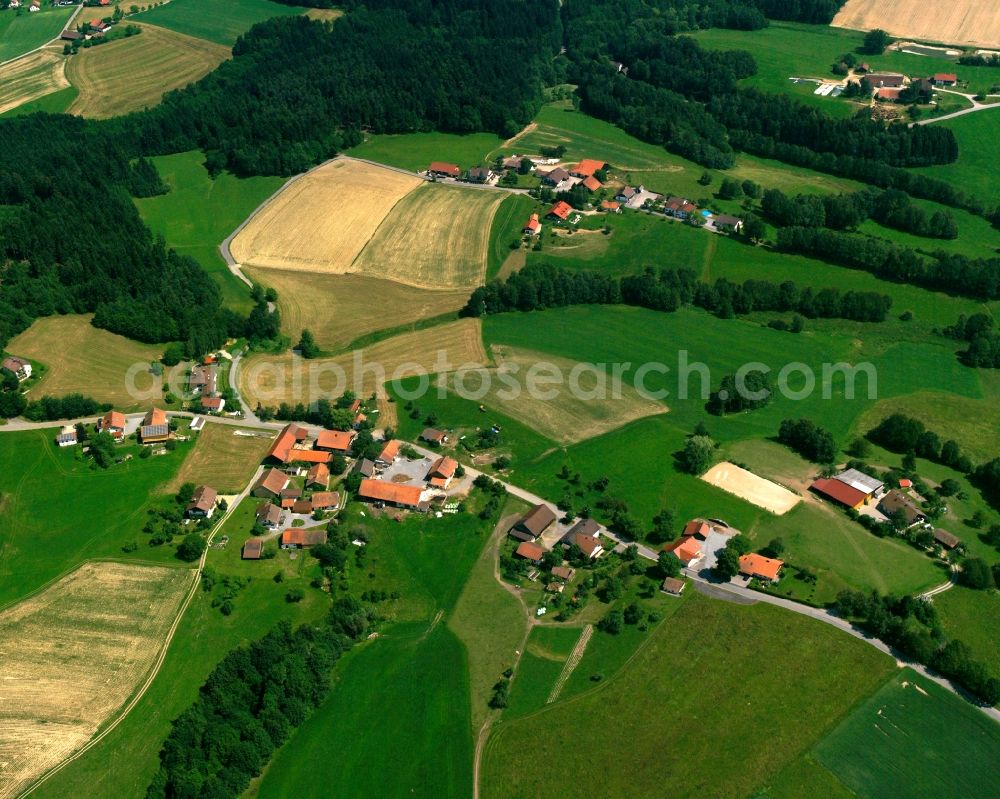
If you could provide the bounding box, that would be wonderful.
[832,0,1000,50]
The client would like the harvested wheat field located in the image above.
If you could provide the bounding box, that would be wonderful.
[0,562,191,799]
[0,47,68,116]
[832,0,1000,49]
[229,158,422,273]
[244,267,470,351]
[66,24,229,118]
[353,182,504,289]
[701,461,801,515]
[168,423,275,493]
[457,347,668,445]
[239,319,487,408]
[7,314,178,410]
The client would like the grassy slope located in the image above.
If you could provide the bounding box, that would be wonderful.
[0,430,193,607]
[487,193,539,281]
[135,151,285,314]
[482,592,895,799]
[0,6,74,63]
[346,131,503,173]
[65,23,230,119]
[812,668,1000,799]
[0,84,77,117]
[916,111,1000,209]
[253,505,492,798]
[134,0,300,46]
[933,587,1000,678]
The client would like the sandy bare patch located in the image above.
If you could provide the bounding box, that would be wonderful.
[832,0,1000,49]
[239,319,487,408]
[353,182,503,289]
[0,562,191,799]
[229,159,422,273]
[700,461,801,515]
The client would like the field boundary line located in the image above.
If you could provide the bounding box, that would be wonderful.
[16,465,263,799]
[0,3,83,69]
[546,624,592,704]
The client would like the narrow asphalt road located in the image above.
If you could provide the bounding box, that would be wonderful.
[915,88,1000,125]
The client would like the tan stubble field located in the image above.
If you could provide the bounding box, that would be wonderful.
[832,0,1000,49]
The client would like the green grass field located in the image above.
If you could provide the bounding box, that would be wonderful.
[487,193,539,281]
[916,111,1000,209]
[134,150,285,313]
[0,5,74,63]
[0,430,196,607]
[933,587,1000,679]
[482,592,895,799]
[812,669,1000,799]
[0,84,76,117]
[693,22,1000,101]
[346,130,503,173]
[136,0,300,46]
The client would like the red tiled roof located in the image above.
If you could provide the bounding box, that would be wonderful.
[201,396,224,410]
[281,528,328,547]
[523,213,541,232]
[570,159,605,177]
[427,456,458,481]
[101,410,125,430]
[811,477,867,508]
[547,200,572,220]
[664,537,701,563]
[577,535,603,558]
[316,429,355,452]
[429,161,460,176]
[739,553,783,581]
[143,407,167,427]
[683,520,711,537]
[378,439,401,463]
[306,462,330,486]
[254,467,289,496]
[310,491,340,509]
[242,539,263,559]
[581,176,602,192]
[934,73,957,82]
[359,479,423,507]
[600,200,620,210]
[287,448,331,464]
[265,424,307,463]
[515,541,545,561]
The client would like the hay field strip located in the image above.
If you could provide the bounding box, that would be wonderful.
[0,47,67,116]
[229,158,423,274]
[167,423,276,493]
[0,562,191,799]
[239,318,487,408]
[244,267,470,352]
[700,461,801,515]
[6,314,170,410]
[66,24,230,119]
[352,182,504,289]
[832,0,1000,49]
[459,346,668,445]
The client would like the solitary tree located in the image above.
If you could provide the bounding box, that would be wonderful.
[862,28,892,54]
[297,329,320,359]
[658,550,680,578]
[678,435,716,475]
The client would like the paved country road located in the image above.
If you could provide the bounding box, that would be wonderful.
[914,88,1000,125]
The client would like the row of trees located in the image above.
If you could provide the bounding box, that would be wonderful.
[835,590,1000,704]
[462,264,894,324]
[944,313,1000,368]
[147,599,374,797]
[778,418,837,463]
[776,227,1000,301]
[762,187,959,239]
[867,413,974,473]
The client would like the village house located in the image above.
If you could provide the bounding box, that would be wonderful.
[252,467,290,499]
[189,416,206,432]
[255,501,282,528]
[522,213,542,236]
[426,455,459,488]
[421,427,449,445]
[467,166,494,184]
[515,541,545,563]
[581,175,602,193]
[713,214,743,234]
[539,166,571,186]
[358,478,427,511]
[834,468,884,501]
[201,396,225,414]
[286,449,331,465]
[187,365,217,396]
[280,528,328,549]
[546,200,573,221]
[428,161,461,179]
[932,72,957,86]
[617,185,639,203]
[664,537,703,567]
[315,429,356,454]
[60,29,83,41]
[185,485,218,519]
[738,553,784,583]
[810,477,868,510]
[1,356,31,381]
[551,565,575,582]
[576,535,604,560]
[660,576,686,596]
[682,520,713,540]
[310,491,341,511]
[354,458,376,478]
[292,498,313,515]
[281,486,302,502]
[600,200,621,213]
[866,73,905,88]
[306,462,330,489]
[139,407,170,444]
[663,196,696,219]
[568,159,605,179]
[877,86,902,101]
[933,528,962,550]
[242,538,263,560]
[264,423,309,463]
[55,425,78,447]
[560,518,604,559]
[502,155,526,171]
[509,503,556,542]
[878,489,926,527]
[97,410,126,441]
[376,439,401,466]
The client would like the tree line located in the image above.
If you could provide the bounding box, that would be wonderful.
[867,413,974,473]
[462,263,893,324]
[776,227,1000,301]
[944,314,1000,368]
[762,187,959,239]
[147,599,374,798]
[778,418,837,462]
